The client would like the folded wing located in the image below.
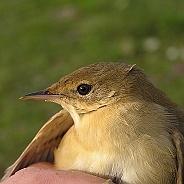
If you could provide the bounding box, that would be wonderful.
[1,110,74,181]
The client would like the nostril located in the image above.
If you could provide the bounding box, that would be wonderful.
[44,90,53,95]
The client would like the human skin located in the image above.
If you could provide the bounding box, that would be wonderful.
[1,163,109,184]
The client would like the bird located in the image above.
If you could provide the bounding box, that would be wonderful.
[1,62,184,183]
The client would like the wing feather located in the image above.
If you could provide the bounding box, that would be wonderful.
[172,130,184,184]
[1,109,74,181]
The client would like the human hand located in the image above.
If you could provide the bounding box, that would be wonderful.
[1,163,109,184]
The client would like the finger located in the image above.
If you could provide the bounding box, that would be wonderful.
[1,167,108,184]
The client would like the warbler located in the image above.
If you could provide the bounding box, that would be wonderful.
[2,62,184,183]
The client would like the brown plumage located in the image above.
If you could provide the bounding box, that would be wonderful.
[2,62,184,183]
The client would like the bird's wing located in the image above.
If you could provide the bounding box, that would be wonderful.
[1,109,74,181]
[172,130,184,184]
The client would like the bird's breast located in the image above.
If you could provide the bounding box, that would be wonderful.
[54,125,126,181]
[54,104,178,184]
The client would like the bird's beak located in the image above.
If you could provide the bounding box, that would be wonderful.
[20,89,60,101]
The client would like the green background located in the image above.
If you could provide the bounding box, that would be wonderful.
[0,0,184,177]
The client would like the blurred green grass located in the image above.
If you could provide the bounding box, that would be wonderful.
[0,0,184,177]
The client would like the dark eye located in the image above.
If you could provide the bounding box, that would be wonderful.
[77,84,92,95]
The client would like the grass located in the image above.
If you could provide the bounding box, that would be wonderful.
[0,0,184,177]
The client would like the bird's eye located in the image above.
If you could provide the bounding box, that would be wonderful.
[77,84,92,95]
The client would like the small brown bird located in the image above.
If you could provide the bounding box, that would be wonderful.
[1,62,184,183]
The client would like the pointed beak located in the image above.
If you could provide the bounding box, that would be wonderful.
[20,89,60,101]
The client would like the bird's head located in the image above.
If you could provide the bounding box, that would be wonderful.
[21,62,181,118]
[21,63,133,113]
